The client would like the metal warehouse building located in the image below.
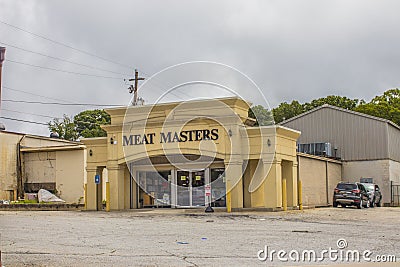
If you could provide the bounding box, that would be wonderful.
[281,104,400,205]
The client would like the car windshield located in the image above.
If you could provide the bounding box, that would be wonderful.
[337,183,357,190]
[362,183,374,192]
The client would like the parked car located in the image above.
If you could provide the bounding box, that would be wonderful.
[333,182,370,209]
[361,183,382,207]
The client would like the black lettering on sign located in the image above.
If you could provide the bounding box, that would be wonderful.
[210,129,218,140]
[123,135,133,146]
[160,132,171,143]
[123,128,219,146]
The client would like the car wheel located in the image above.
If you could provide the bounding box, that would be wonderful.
[377,200,381,207]
[357,200,363,209]
[333,202,338,207]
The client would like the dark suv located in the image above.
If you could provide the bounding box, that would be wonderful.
[361,183,382,207]
[333,182,370,209]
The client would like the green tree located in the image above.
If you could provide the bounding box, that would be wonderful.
[48,109,111,140]
[355,88,400,125]
[272,96,361,123]
[48,114,79,141]
[74,109,111,138]
[304,95,361,112]
[248,105,274,126]
[272,100,304,123]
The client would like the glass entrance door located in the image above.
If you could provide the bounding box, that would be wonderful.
[191,171,205,206]
[177,170,190,206]
[176,170,206,207]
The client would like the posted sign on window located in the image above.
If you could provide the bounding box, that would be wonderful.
[205,185,211,197]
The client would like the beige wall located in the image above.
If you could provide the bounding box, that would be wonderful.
[298,153,341,207]
[0,132,21,200]
[22,149,85,203]
[389,160,400,185]
[0,129,85,203]
[55,150,85,204]
[342,160,392,204]
[24,152,56,183]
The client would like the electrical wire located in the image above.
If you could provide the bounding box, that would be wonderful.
[0,116,48,126]
[2,110,110,126]
[0,20,193,101]
[7,59,124,80]
[2,99,123,107]
[0,41,131,76]
[2,108,59,119]
[0,19,132,70]
[3,85,75,103]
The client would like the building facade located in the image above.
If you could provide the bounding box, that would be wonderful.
[82,97,301,211]
[281,104,400,205]
[0,131,85,203]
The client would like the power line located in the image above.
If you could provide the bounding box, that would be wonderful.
[2,108,111,127]
[3,85,75,103]
[0,41,131,76]
[2,99,123,107]
[0,116,48,126]
[2,108,59,119]
[7,59,124,80]
[138,70,192,100]
[0,19,132,70]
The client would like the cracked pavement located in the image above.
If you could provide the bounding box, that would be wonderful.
[0,207,399,266]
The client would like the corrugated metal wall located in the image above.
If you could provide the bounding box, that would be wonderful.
[282,107,390,161]
[388,124,400,162]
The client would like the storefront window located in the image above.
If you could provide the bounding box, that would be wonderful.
[211,168,226,207]
[138,171,171,208]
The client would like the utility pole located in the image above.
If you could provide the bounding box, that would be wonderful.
[127,69,145,106]
[0,47,5,111]
[0,46,6,131]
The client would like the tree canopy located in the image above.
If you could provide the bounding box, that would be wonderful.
[48,109,110,141]
[250,89,400,126]
[248,105,274,126]
[272,95,362,123]
[354,89,400,125]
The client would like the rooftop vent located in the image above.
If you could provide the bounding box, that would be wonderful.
[50,132,59,138]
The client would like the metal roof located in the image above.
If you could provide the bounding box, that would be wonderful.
[279,104,400,131]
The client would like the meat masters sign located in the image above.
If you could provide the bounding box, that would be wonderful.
[123,129,219,146]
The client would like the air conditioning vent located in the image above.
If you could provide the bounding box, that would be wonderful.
[297,142,332,157]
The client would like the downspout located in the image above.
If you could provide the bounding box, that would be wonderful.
[16,135,26,199]
[326,160,329,205]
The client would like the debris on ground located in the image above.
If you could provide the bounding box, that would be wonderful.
[38,189,65,203]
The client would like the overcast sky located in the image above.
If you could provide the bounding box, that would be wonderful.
[1,0,400,136]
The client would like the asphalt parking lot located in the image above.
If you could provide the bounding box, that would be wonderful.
[1,207,399,266]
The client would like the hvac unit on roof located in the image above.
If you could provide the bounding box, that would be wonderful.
[297,142,332,157]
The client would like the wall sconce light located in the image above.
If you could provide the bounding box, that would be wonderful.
[267,139,271,147]
[110,137,114,145]
[89,149,93,156]
[228,129,232,137]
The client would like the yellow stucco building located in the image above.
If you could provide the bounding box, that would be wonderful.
[82,97,301,211]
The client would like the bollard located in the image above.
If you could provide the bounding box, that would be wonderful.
[282,178,287,211]
[226,190,232,213]
[298,180,303,210]
[84,183,87,210]
[106,182,110,212]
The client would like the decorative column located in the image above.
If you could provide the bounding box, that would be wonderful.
[85,166,98,210]
[107,164,125,210]
[225,159,244,211]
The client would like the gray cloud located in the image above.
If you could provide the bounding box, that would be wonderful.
[1,0,400,136]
